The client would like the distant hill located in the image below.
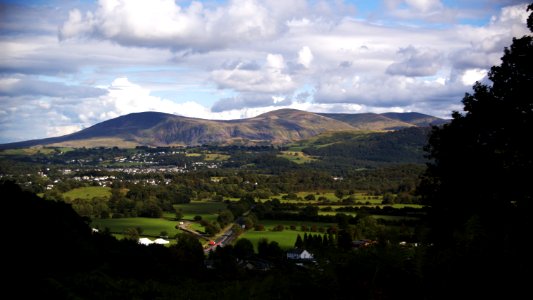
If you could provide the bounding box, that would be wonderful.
[302,127,431,165]
[318,113,416,130]
[0,109,446,149]
[380,112,448,127]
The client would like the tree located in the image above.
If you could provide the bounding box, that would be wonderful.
[334,189,344,200]
[304,194,316,201]
[203,221,221,236]
[242,216,255,229]
[273,224,284,231]
[421,4,533,241]
[258,238,283,260]
[170,233,204,269]
[139,199,163,218]
[124,227,139,240]
[295,234,303,248]
[300,205,318,218]
[419,4,533,297]
[234,238,254,259]
[175,208,184,220]
[382,193,396,204]
[217,209,234,226]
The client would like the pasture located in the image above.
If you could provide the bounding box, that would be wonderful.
[173,201,227,222]
[239,219,332,250]
[63,186,111,200]
[92,217,180,237]
[277,151,317,164]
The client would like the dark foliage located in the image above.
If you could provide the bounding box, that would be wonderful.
[419,4,533,297]
[303,127,430,165]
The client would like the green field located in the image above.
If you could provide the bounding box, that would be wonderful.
[270,191,381,204]
[390,204,424,209]
[371,215,420,221]
[63,186,111,200]
[174,201,227,222]
[92,217,180,237]
[239,231,306,250]
[238,219,332,250]
[188,222,205,233]
[277,151,317,164]
[318,211,357,217]
[204,153,230,161]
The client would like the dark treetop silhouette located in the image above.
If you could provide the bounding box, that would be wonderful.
[418,3,533,297]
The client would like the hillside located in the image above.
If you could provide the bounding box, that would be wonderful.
[381,112,448,127]
[302,127,431,166]
[0,109,445,149]
[318,113,415,130]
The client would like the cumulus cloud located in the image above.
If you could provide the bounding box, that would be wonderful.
[297,46,314,68]
[212,94,278,112]
[461,69,488,86]
[313,70,470,108]
[211,53,294,94]
[450,3,530,71]
[58,0,287,52]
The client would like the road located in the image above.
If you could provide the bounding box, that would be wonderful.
[203,225,237,253]
[178,208,252,253]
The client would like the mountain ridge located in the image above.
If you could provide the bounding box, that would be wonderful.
[0,109,447,149]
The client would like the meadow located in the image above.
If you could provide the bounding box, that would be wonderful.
[92,217,180,237]
[277,151,317,164]
[63,186,111,200]
[173,201,227,222]
[239,219,332,250]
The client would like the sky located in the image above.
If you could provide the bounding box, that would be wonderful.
[0,0,530,143]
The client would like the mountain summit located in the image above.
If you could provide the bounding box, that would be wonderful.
[0,109,446,148]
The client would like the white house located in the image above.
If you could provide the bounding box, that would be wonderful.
[286,249,314,260]
[154,238,169,245]
[138,238,154,245]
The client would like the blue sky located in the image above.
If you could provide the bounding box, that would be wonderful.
[0,0,530,143]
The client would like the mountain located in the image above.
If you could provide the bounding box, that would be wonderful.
[0,109,446,149]
[318,113,416,130]
[380,112,448,127]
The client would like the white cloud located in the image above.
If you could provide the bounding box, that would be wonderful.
[297,46,313,68]
[404,0,443,13]
[461,68,487,86]
[211,53,294,94]
[266,53,285,69]
[47,124,83,137]
[384,0,454,22]
[58,0,286,52]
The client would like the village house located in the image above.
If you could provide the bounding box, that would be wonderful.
[286,249,314,260]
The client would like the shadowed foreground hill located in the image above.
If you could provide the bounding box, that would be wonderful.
[1,109,446,149]
[3,181,206,298]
